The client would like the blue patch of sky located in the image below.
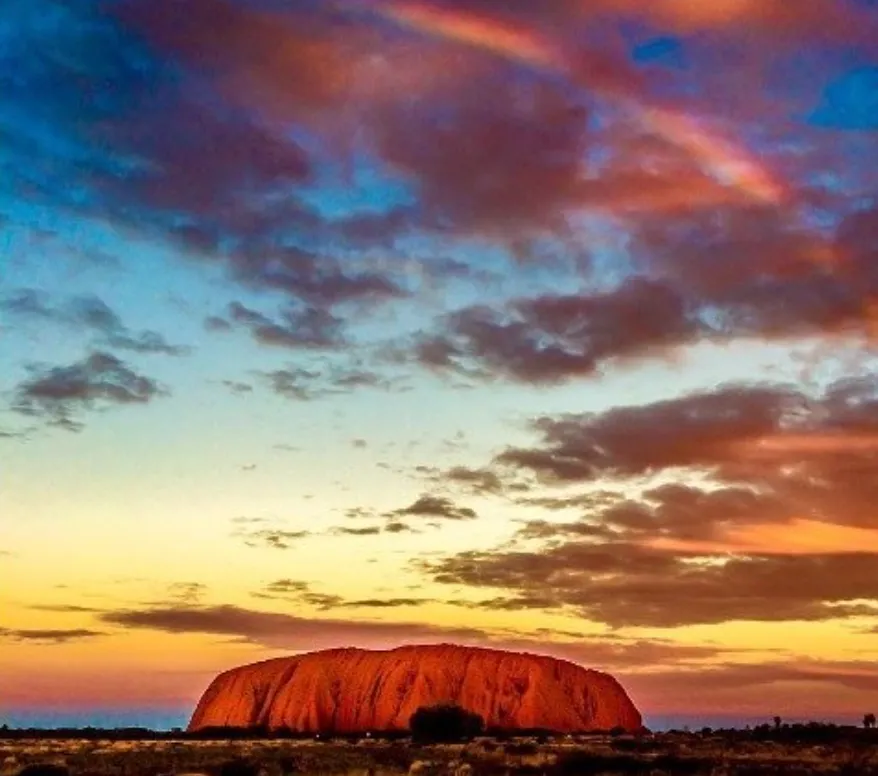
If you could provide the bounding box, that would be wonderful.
[299,152,418,220]
[810,66,878,130]
[632,36,689,70]
[0,0,178,227]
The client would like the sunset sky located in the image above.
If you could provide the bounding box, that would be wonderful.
[3,0,878,731]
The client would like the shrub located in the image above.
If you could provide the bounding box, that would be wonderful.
[409,704,485,743]
[17,766,70,776]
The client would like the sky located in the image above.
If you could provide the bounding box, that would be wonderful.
[2,0,878,732]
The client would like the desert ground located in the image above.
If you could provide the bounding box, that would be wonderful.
[3,730,878,776]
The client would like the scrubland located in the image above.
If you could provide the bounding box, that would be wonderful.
[2,731,878,776]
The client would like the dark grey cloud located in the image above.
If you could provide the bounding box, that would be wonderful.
[391,494,477,521]
[217,301,347,350]
[414,277,701,384]
[494,382,802,484]
[12,351,166,431]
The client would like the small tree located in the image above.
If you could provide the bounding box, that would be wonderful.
[409,703,484,743]
[773,716,782,730]
[864,713,876,729]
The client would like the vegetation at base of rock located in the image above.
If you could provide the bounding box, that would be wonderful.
[3,724,878,776]
[410,705,485,743]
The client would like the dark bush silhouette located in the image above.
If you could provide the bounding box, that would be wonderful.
[864,712,876,729]
[409,703,484,742]
[553,751,706,776]
[18,766,70,776]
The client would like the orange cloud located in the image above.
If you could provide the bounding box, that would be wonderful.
[736,432,878,456]
[367,0,786,206]
[374,1,566,72]
[575,0,875,40]
[635,106,786,206]
[650,518,878,555]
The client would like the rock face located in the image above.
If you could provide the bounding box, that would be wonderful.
[188,644,642,733]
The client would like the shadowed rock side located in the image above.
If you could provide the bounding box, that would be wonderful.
[187,644,643,733]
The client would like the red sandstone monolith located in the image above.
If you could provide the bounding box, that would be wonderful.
[187,644,642,733]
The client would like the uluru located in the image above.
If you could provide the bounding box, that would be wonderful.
[188,644,642,734]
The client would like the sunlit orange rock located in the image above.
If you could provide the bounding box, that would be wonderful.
[187,644,642,733]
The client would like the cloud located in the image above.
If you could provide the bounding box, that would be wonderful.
[410,203,878,385]
[212,302,347,350]
[221,380,254,395]
[492,381,813,483]
[332,496,475,535]
[5,0,416,314]
[574,0,878,40]
[2,291,189,356]
[253,579,434,612]
[417,374,878,627]
[621,660,878,716]
[426,542,878,628]
[262,365,398,402]
[372,71,597,238]
[97,601,750,671]
[0,627,105,644]
[98,603,487,650]
[332,526,383,537]
[12,351,167,431]
[9,0,877,382]
[239,529,310,550]
[205,316,233,332]
[254,579,344,610]
[391,494,477,521]
[415,277,699,383]
[166,582,207,605]
[28,604,104,614]
[440,466,502,493]
[341,598,433,608]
